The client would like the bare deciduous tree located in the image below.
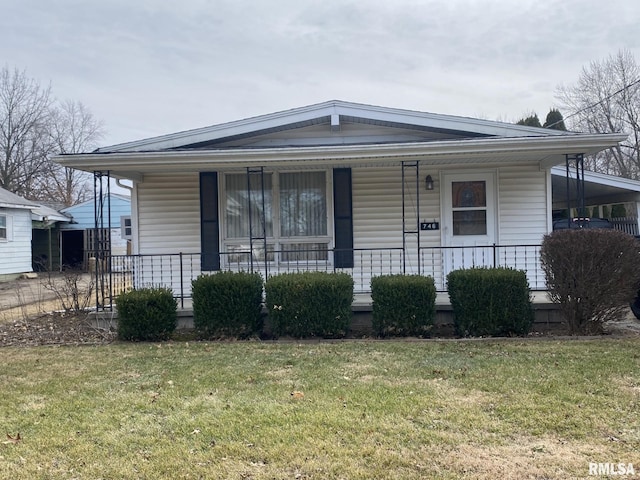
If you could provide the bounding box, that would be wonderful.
[556,49,640,179]
[0,66,54,197]
[0,66,104,206]
[36,100,104,206]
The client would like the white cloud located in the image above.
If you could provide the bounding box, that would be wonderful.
[2,0,639,145]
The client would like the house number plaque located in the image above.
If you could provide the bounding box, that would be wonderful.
[420,221,440,231]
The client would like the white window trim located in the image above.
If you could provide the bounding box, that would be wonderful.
[121,215,132,240]
[0,214,9,242]
[220,169,335,267]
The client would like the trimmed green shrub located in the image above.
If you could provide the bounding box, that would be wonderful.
[265,272,353,338]
[371,274,436,337]
[191,271,263,339]
[116,287,177,341]
[447,267,534,337]
[540,229,640,334]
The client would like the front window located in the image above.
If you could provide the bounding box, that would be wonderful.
[451,181,487,235]
[225,173,274,238]
[223,171,329,264]
[279,172,327,237]
[0,215,6,240]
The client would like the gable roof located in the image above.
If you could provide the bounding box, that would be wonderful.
[96,100,573,154]
[56,100,628,179]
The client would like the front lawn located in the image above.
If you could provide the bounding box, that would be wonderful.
[1,339,639,479]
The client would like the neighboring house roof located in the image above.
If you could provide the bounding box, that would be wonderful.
[551,166,640,208]
[55,100,628,179]
[60,193,131,230]
[0,186,75,224]
[31,204,72,225]
[0,186,37,210]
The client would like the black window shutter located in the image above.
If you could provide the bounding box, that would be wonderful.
[333,168,354,268]
[200,172,220,270]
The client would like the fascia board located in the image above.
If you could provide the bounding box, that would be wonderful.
[58,133,628,173]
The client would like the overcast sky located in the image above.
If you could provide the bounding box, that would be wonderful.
[2,0,639,148]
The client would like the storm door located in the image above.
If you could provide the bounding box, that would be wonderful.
[442,172,497,278]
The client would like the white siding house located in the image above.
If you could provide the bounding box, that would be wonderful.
[55,100,626,299]
[0,187,38,280]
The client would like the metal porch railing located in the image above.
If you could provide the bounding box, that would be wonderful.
[104,244,544,310]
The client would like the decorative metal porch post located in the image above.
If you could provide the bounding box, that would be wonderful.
[93,171,112,311]
[565,153,586,227]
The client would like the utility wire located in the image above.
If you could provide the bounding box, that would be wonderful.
[544,77,640,129]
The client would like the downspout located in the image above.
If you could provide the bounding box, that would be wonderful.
[116,178,133,193]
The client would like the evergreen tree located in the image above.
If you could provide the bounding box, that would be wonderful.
[516,114,542,127]
[543,109,567,130]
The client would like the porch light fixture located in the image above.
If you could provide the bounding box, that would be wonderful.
[425,175,434,191]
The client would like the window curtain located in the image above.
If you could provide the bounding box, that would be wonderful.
[225,173,273,238]
[279,172,327,237]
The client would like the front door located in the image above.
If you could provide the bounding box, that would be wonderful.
[441,172,497,278]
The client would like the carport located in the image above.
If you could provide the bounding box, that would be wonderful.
[551,166,640,235]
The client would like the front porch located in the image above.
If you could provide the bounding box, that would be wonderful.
[103,243,546,308]
[90,243,564,334]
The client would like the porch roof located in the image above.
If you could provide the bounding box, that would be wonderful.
[57,132,627,182]
[551,166,640,208]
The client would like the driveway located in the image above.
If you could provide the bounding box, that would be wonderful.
[0,272,94,323]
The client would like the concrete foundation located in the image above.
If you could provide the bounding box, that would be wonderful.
[91,291,565,337]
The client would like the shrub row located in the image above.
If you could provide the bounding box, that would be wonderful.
[116,271,354,341]
[117,267,537,341]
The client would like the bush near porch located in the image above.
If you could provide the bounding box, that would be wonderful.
[192,271,264,339]
[116,287,177,341]
[447,267,534,337]
[540,229,640,335]
[371,274,436,337]
[265,272,353,338]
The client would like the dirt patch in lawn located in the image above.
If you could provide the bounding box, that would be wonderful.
[0,273,116,346]
[439,436,608,479]
[0,311,116,346]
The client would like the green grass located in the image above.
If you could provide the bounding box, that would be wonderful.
[1,339,639,479]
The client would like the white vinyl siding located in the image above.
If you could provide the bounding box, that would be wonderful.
[351,166,443,288]
[136,173,201,254]
[130,163,549,293]
[498,165,548,244]
[0,209,33,276]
